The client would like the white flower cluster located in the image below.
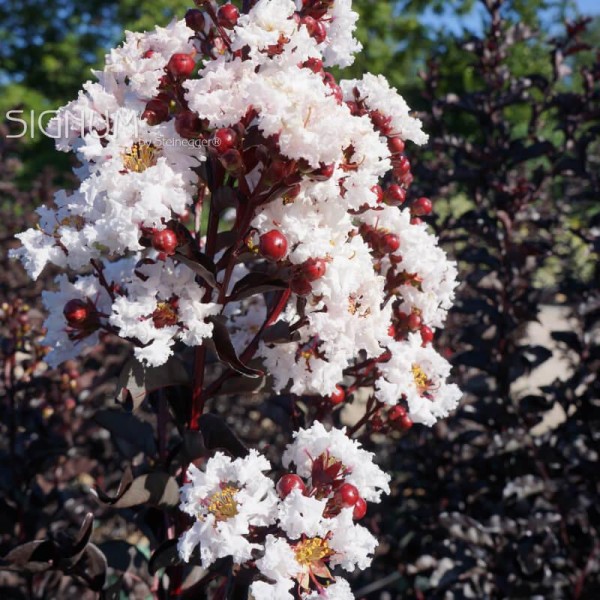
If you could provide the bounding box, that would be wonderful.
[178,424,390,599]
[13,0,460,424]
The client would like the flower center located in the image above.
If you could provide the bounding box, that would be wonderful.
[152,301,178,328]
[411,364,429,393]
[206,485,239,521]
[122,142,158,173]
[59,215,85,230]
[294,537,333,566]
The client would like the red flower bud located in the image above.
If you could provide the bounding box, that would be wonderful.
[379,233,400,254]
[384,184,406,206]
[259,230,288,261]
[185,8,206,31]
[276,474,306,498]
[302,257,327,282]
[211,127,238,154]
[420,325,434,345]
[329,384,345,405]
[217,3,239,28]
[335,482,359,507]
[412,196,432,216]
[166,53,196,78]
[388,137,405,154]
[353,496,367,520]
[152,228,178,255]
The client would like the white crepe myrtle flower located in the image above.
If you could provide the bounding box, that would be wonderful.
[253,503,376,595]
[376,334,462,426]
[282,423,390,502]
[178,450,278,567]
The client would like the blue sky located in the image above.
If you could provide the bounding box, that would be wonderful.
[422,0,600,34]
[577,0,600,14]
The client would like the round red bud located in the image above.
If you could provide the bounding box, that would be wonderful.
[152,229,178,255]
[353,496,367,520]
[217,3,239,28]
[379,233,400,254]
[420,325,434,345]
[329,384,345,405]
[335,483,359,507]
[142,50,155,59]
[394,155,411,177]
[388,137,405,154]
[370,110,393,134]
[211,128,238,154]
[407,312,422,331]
[276,474,306,498]
[259,230,288,261]
[142,99,169,125]
[388,405,407,421]
[166,53,196,78]
[63,299,92,328]
[302,258,327,282]
[412,196,433,216]
[384,184,406,206]
[401,414,414,430]
[402,172,414,188]
[185,8,206,31]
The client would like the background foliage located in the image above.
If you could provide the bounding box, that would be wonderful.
[1,0,599,598]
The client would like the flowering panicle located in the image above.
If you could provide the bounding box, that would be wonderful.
[12,0,462,596]
[180,426,387,599]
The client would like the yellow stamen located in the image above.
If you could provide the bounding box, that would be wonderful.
[206,485,239,521]
[122,142,158,173]
[411,364,429,393]
[295,537,333,566]
[59,215,85,230]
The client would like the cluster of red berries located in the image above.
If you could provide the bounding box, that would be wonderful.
[368,403,413,434]
[142,3,242,128]
[387,306,434,346]
[276,472,367,521]
[344,90,435,222]
[189,2,239,58]
[254,230,332,296]
[359,223,401,256]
